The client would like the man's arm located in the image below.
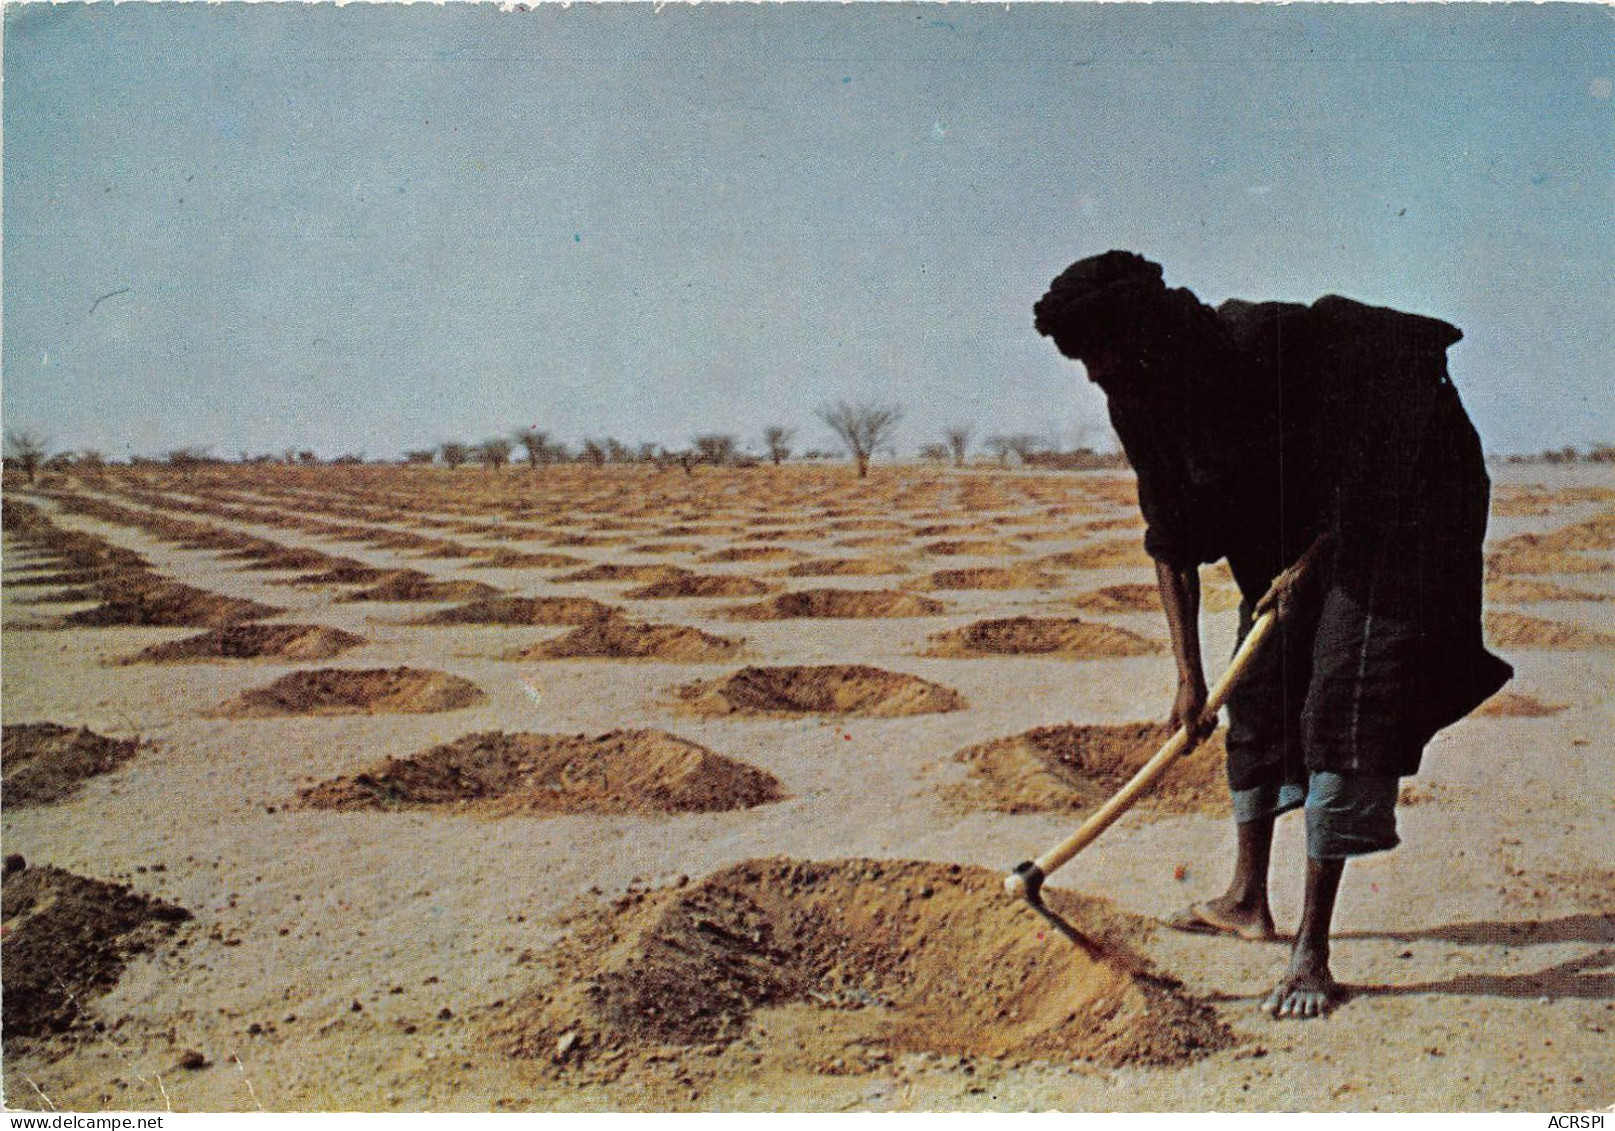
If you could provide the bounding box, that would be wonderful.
[1155,559,1215,739]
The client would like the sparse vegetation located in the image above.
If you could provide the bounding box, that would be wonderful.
[476,437,513,470]
[763,426,795,466]
[440,441,470,469]
[944,425,973,468]
[817,400,902,478]
[4,430,52,484]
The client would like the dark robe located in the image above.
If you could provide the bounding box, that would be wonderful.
[1104,295,1511,784]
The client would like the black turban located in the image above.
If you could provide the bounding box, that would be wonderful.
[1033,250,1169,362]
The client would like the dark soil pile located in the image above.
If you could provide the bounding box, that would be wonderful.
[556,564,694,585]
[627,574,775,599]
[1039,540,1154,570]
[489,858,1231,1077]
[725,589,945,620]
[338,571,502,603]
[784,557,909,578]
[280,561,395,586]
[947,723,1228,816]
[298,729,784,816]
[922,539,1024,557]
[1,723,140,807]
[467,549,587,569]
[62,576,280,628]
[1474,691,1569,718]
[1486,611,1615,650]
[125,623,366,664]
[921,566,1065,591]
[1,863,191,1039]
[410,596,622,626]
[1485,578,1610,604]
[515,622,742,662]
[925,617,1162,659]
[217,667,487,717]
[674,665,965,718]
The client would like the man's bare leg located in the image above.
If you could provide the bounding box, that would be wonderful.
[1192,815,1280,940]
[1264,856,1345,1018]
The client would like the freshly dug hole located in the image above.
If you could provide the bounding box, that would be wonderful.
[700,546,802,563]
[725,588,945,620]
[2,723,141,807]
[125,623,365,664]
[514,621,742,661]
[337,571,502,602]
[946,723,1228,816]
[411,596,621,626]
[298,729,783,815]
[489,858,1231,1074]
[920,566,1064,591]
[62,577,280,628]
[784,556,909,578]
[674,665,964,717]
[556,564,693,585]
[217,667,486,717]
[2,863,191,1040]
[1485,611,1615,650]
[926,617,1162,658]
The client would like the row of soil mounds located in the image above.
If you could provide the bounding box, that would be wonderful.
[945,723,1229,816]
[674,666,965,718]
[1485,611,1615,650]
[2,723,140,807]
[216,667,486,717]
[1069,581,1242,614]
[925,617,1162,659]
[489,858,1232,1077]
[123,623,366,663]
[411,596,622,626]
[1485,578,1610,604]
[1,860,191,1040]
[298,729,784,815]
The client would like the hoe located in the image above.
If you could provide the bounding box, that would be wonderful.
[1005,538,1328,943]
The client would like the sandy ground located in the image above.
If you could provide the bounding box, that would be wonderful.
[1,462,1610,1112]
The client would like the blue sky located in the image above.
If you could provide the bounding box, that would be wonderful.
[4,3,1610,459]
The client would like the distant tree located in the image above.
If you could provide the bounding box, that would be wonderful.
[165,445,214,469]
[604,438,633,464]
[817,400,902,478]
[580,439,607,467]
[944,425,974,468]
[918,442,951,464]
[4,429,51,484]
[1589,444,1615,464]
[403,449,437,465]
[985,433,1042,467]
[331,453,365,465]
[78,448,107,470]
[477,437,512,470]
[295,450,319,466]
[440,441,470,469]
[637,442,661,464]
[513,428,549,469]
[693,433,737,467]
[763,425,796,466]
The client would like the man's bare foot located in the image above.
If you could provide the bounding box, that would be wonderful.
[1166,896,1278,942]
[1262,958,1340,1019]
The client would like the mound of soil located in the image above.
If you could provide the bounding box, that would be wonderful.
[926,617,1162,659]
[125,623,366,664]
[1486,547,1611,577]
[1475,691,1569,718]
[725,589,946,620]
[217,667,487,717]
[338,571,503,603]
[490,858,1231,1076]
[515,622,743,662]
[1486,611,1615,650]
[699,546,802,563]
[947,723,1228,816]
[833,535,912,550]
[1070,582,1242,614]
[281,561,394,586]
[556,564,694,585]
[1498,510,1615,554]
[63,578,280,628]
[922,539,1024,556]
[629,542,701,555]
[1485,578,1609,604]
[1039,540,1154,571]
[783,557,907,579]
[298,729,783,816]
[627,574,775,599]
[2,723,140,807]
[2,863,191,1039]
[467,549,587,569]
[411,596,622,626]
[674,666,965,718]
[922,566,1065,591]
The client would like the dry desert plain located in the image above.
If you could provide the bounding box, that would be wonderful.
[1,460,1611,1112]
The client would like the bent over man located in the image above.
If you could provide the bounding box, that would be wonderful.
[1034,251,1512,1017]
